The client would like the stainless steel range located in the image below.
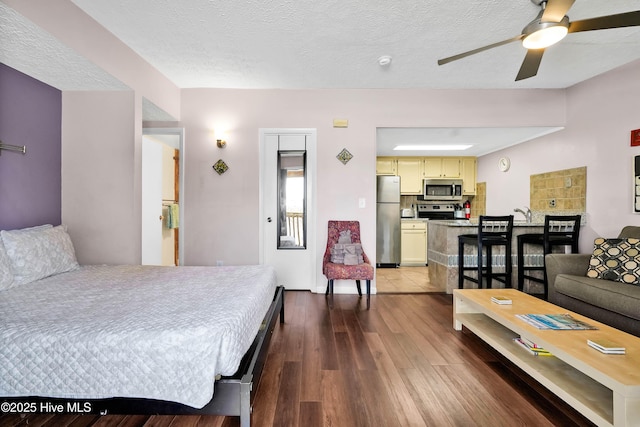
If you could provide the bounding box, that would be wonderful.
[416,203,456,220]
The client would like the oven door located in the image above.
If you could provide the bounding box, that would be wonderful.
[423,180,463,201]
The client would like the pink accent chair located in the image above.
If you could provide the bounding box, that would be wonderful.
[322,220,374,309]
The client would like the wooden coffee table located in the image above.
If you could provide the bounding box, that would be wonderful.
[453,288,640,427]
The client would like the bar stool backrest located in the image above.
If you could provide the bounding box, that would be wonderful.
[543,215,581,252]
[478,215,514,240]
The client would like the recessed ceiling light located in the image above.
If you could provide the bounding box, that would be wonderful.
[393,145,472,151]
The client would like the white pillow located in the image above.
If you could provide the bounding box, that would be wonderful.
[0,239,14,290]
[0,224,52,290]
[1,224,79,286]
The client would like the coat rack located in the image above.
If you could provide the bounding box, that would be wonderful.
[0,140,26,155]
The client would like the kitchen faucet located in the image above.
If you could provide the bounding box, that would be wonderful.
[514,207,532,223]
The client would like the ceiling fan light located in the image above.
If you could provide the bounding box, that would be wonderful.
[522,25,568,49]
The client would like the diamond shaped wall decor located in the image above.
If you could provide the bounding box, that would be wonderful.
[213,159,229,175]
[336,148,353,165]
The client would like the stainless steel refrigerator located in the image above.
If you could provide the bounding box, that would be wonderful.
[376,175,401,267]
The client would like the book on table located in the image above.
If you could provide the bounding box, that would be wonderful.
[513,337,553,356]
[491,296,512,305]
[516,313,597,330]
[587,339,626,354]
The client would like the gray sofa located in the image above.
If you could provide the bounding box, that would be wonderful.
[546,226,640,337]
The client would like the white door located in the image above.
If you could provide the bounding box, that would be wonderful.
[141,138,163,265]
[260,129,316,291]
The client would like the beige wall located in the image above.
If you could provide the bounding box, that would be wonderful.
[62,91,137,265]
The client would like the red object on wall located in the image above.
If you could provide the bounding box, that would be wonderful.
[464,200,471,219]
[631,129,640,147]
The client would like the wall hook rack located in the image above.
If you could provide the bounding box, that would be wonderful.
[0,141,26,155]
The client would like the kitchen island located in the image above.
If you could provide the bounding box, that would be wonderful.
[428,219,546,294]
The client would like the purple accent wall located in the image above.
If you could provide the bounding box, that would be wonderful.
[0,63,62,230]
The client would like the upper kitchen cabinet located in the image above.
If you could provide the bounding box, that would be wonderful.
[376,157,397,175]
[461,157,477,195]
[423,157,461,178]
[397,158,423,194]
[375,156,477,195]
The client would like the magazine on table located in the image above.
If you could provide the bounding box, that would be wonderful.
[516,313,597,330]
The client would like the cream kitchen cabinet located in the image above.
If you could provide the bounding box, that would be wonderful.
[376,157,397,175]
[376,156,476,195]
[423,157,461,178]
[461,157,477,195]
[397,158,423,195]
[401,220,427,265]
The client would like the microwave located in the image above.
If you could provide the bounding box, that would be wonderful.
[423,179,463,201]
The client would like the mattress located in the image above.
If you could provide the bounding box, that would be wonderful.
[0,264,277,408]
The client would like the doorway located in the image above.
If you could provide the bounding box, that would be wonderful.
[259,129,317,291]
[142,128,185,266]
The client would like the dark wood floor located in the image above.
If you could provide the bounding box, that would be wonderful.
[1,291,595,427]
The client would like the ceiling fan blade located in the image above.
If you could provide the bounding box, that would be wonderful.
[515,49,545,81]
[541,0,576,23]
[569,10,640,33]
[437,35,523,65]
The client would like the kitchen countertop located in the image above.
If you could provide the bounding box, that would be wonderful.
[428,219,546,227]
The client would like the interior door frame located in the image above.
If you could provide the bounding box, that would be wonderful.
[142,127,185,265]
[259,128,317,291]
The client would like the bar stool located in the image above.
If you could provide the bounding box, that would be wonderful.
[458,215,514,289]
[517,215,581,299]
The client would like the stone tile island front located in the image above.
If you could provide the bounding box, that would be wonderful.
[428,219,547,294]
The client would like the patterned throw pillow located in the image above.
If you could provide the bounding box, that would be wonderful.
[586,238,640,285]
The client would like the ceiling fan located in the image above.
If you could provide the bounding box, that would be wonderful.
[437,0,640,81]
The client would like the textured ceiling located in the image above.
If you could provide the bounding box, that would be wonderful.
[68,0,640,90]
[2,1,640,154]
[0,2,129,91]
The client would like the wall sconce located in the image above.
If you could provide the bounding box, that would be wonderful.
[217,139,227,148]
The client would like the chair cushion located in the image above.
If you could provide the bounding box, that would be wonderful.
[518,233,544,244]
[324,261,373,281]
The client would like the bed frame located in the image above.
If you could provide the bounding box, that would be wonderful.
[8,285,285,427]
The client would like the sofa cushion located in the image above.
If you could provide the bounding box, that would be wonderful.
[586,238,640,285]
[554,274,640,321]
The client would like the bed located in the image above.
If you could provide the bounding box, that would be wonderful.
[0,224,284,427]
